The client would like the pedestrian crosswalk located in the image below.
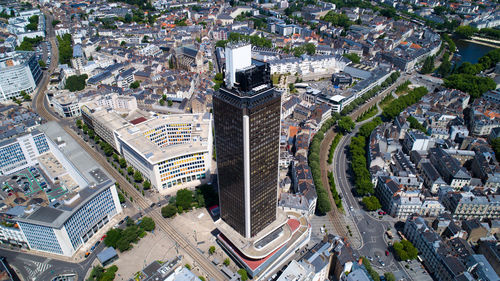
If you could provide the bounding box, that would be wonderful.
[25,260,52,281]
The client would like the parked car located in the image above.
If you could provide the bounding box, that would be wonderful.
[84,252,90,258]
[385,250,389,256]
[101,235,106,241]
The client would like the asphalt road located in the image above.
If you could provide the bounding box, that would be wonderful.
[329,73,443,279]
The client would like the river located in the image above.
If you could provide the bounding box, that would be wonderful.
[454,39,496,66]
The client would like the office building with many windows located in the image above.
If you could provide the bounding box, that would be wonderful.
[116,113,213,193]
[0,51,42,101]
[214,42,282,239]
[0,130,49,175]
[0,121,122,257]
[213,44,312,280]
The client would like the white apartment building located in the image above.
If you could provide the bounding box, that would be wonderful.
[0,130,50,176]
[51,91,81,118]
[116,113,213,194]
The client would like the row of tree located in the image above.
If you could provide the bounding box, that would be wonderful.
[215,33,272,48]
[15,36,43,51]
[381,87,428,120]
[57,34,73,65]
[407,116,427,135]
[327,133,343,164]
[328,171,342,210]
[355,105,377,122]
[308,116,340,214]
[420,55,435,74]
[340,72,400,115]
[395,80,411,95]
[349,117,383,196]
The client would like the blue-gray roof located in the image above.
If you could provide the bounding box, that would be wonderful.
[97,247,118,264]
[73,44,83,58]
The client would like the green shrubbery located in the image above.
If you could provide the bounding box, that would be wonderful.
[161,184,218,218]
[104,217,155,252]
[355,105,377,122]
[393,240,418,261]
[382,87,428,120]
[88,265,118,281]
[65,74,88,92]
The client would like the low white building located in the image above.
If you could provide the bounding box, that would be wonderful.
[269,55,349,77]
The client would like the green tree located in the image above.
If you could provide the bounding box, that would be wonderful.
[176,189,193,211]
[237,269,249,281]
[118,192,125,204]
[88,265,105,281]
[104,228,123,248]
[139,217,155,231]
[209,246,216,255]
[321,11,351,28]
[455,25,477,39]
[393,240,418,261]
[120,41,126,46]
[443,74,496,99]
[64,74,88,92]
[76,119,82,129]
[57,34,73,65]
[130,81,140,89]
[316,191,332,214]
[143,180,151,190]
[492,138,500,162]
[167,100,173,106]
[338,116,355,133]
[304,43,316,55]
[38,60,46,68]
[119,158,127,168]
[343,53,360,64]
[223,258,230,266]
[26,15,39,31]
[133,170,143,183]
[127,166,134,175]
[384,272,396,281]
[420,56,434,74]
[161,204,177,218]
[52,19,61,27]
[362,196,381,211]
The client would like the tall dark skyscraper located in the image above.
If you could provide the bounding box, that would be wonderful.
[214,43,281,239]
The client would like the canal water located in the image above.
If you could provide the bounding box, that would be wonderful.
[454,39,496,66]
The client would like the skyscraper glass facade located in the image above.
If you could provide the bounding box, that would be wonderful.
[214,44,281,238]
